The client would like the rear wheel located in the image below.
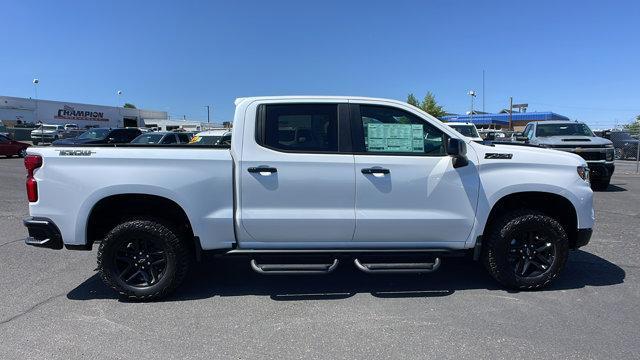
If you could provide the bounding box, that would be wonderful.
[97,219,191,301]
[483,210,569,290]
[18,149,27,158]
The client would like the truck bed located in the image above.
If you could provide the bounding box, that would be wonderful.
[27,145,235,250]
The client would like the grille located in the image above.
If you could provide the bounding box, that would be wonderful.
[577,151,606,161]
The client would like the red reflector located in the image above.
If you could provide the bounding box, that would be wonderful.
[24,155,42,176]
[26,177,38,202]
[24,155,42,202]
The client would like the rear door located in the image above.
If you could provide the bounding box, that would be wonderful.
[238,101,356,246]
[350,103,479,246]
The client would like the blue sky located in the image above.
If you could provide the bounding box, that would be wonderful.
[2,0,639,128]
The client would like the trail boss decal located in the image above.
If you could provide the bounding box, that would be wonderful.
[58,149,96,156]
[485,153,513,159]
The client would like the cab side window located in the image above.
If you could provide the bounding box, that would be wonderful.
[259,104,338,152]
[356,105,446,156]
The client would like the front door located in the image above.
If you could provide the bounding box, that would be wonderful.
[351,104,479,247]
[238,102,355,247]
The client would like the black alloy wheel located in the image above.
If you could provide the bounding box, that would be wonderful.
[507,231,556,278]
[113,237,168,288]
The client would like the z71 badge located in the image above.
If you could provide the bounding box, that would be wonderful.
[485,153,513,159]
[58,149,96,156]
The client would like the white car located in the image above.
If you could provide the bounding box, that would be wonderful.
[30,124,65,145]
[447,122,483,142]
[23,96,593,300]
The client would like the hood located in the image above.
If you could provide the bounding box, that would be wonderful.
[31,129,57,134]
[473,142,587,167]
[536,135,612,146]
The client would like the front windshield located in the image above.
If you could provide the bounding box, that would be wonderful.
[78,129,110,140]
[536,123,594,137]
[132,134,164,144]
[450,124,480,138]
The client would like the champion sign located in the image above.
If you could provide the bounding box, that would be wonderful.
[55,105,109,122]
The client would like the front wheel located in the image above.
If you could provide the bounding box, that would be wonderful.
[97,219,191,301]
[482,210,569,290]
[614,148,623,160]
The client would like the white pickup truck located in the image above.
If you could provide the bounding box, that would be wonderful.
[23,96,595,300]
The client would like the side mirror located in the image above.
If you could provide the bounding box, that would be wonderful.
[447,138,468,168]
[447,138,467,156]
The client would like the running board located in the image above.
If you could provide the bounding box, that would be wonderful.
[250,259,339,275]
[354,258,441,274]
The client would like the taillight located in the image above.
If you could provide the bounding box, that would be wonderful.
[24,155,42,202]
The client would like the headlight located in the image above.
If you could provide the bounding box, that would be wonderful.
[605,148,614,161]
[577,166,590,182]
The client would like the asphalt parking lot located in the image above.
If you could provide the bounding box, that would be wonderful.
[1,158,639,359]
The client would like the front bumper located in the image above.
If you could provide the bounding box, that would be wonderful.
[574,228,593,249]
[587,161,615,180]
[23,217,63,250]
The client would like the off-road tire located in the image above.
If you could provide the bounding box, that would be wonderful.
[482,210,569,290]
[97,219,191,301]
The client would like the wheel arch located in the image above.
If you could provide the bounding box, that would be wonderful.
[85,193,196,250]
[482,191,580,249]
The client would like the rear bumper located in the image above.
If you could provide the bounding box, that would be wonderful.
[574,228,593,249]
[23,217,63,250]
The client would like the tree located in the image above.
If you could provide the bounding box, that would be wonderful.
[123,103,137,109]
[623,115,640,134]
[407,93,420,107]
[406,91,446,119]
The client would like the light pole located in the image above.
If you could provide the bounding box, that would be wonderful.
[33,78,42,143]
[468,90,476,122]
[205,105,211,123]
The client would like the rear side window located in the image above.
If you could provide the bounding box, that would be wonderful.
[259,104,338,152]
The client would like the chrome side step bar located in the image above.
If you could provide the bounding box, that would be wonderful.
[354,258,441,274]
[250,259,339,275]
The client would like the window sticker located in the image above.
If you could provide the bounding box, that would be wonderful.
[367,123,424,152]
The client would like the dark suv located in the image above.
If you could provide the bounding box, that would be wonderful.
[52,128,142,145]
[595,130,639,160]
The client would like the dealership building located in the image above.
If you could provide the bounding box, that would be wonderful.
[0,95,168,129]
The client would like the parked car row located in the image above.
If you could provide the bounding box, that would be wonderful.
[26,125,232,146]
